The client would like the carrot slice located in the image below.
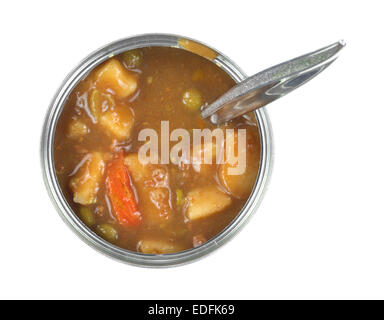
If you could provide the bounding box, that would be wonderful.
[106,152,142,227]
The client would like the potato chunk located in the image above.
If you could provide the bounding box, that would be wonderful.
[186,186,232,221]
[94,58,137,98]
[88,89,134,140]
[99,105,134,140]
[218,129,260,199]
[88,89,115,122]
[124,153,148,182]
[124,154,172,225]
[69,152,105,205]
[138,239,182,254]
[67,119,89,139]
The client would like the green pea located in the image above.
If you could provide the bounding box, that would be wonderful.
[175,189,185,206]
[121,49,142,68]
[96,224,118,243]
[79,206,95,226]
[182,88,202,111]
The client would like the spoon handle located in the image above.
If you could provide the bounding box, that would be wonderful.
[201,41,345,124]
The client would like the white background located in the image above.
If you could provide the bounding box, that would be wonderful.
[1,0,383,299]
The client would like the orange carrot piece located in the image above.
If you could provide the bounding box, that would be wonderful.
[106,152,142,227]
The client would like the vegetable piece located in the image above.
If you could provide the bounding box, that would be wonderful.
[67,119,89,138]
[138,239,183,254]
[88,89,134,140]
[182,88,202,111]
[218,129,260,199]
[124,154,173,224]
[69,152,105,205]
[121,49,142,68]
[94,58,137,98]
[96,224,118,242]
[99,104,134,140]
[175,189,185,206]
[88,89,115,122]
[186,185,232,221]
[79,206,95,226]
[124,153,149,182]
[106,152,142,227]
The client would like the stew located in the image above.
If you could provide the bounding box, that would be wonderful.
[54,46,261,254]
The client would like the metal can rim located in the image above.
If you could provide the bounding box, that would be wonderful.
[40,33,274,267]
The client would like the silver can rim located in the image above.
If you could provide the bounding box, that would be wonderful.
[40,33,274,267]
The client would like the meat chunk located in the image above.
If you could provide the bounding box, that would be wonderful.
[94,59,137,98]
[186,185,232,221]
[69,152,105,205]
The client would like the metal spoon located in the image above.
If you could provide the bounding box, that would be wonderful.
[201,41,345,124]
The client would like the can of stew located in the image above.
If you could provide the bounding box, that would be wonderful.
[41,34,273,267]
